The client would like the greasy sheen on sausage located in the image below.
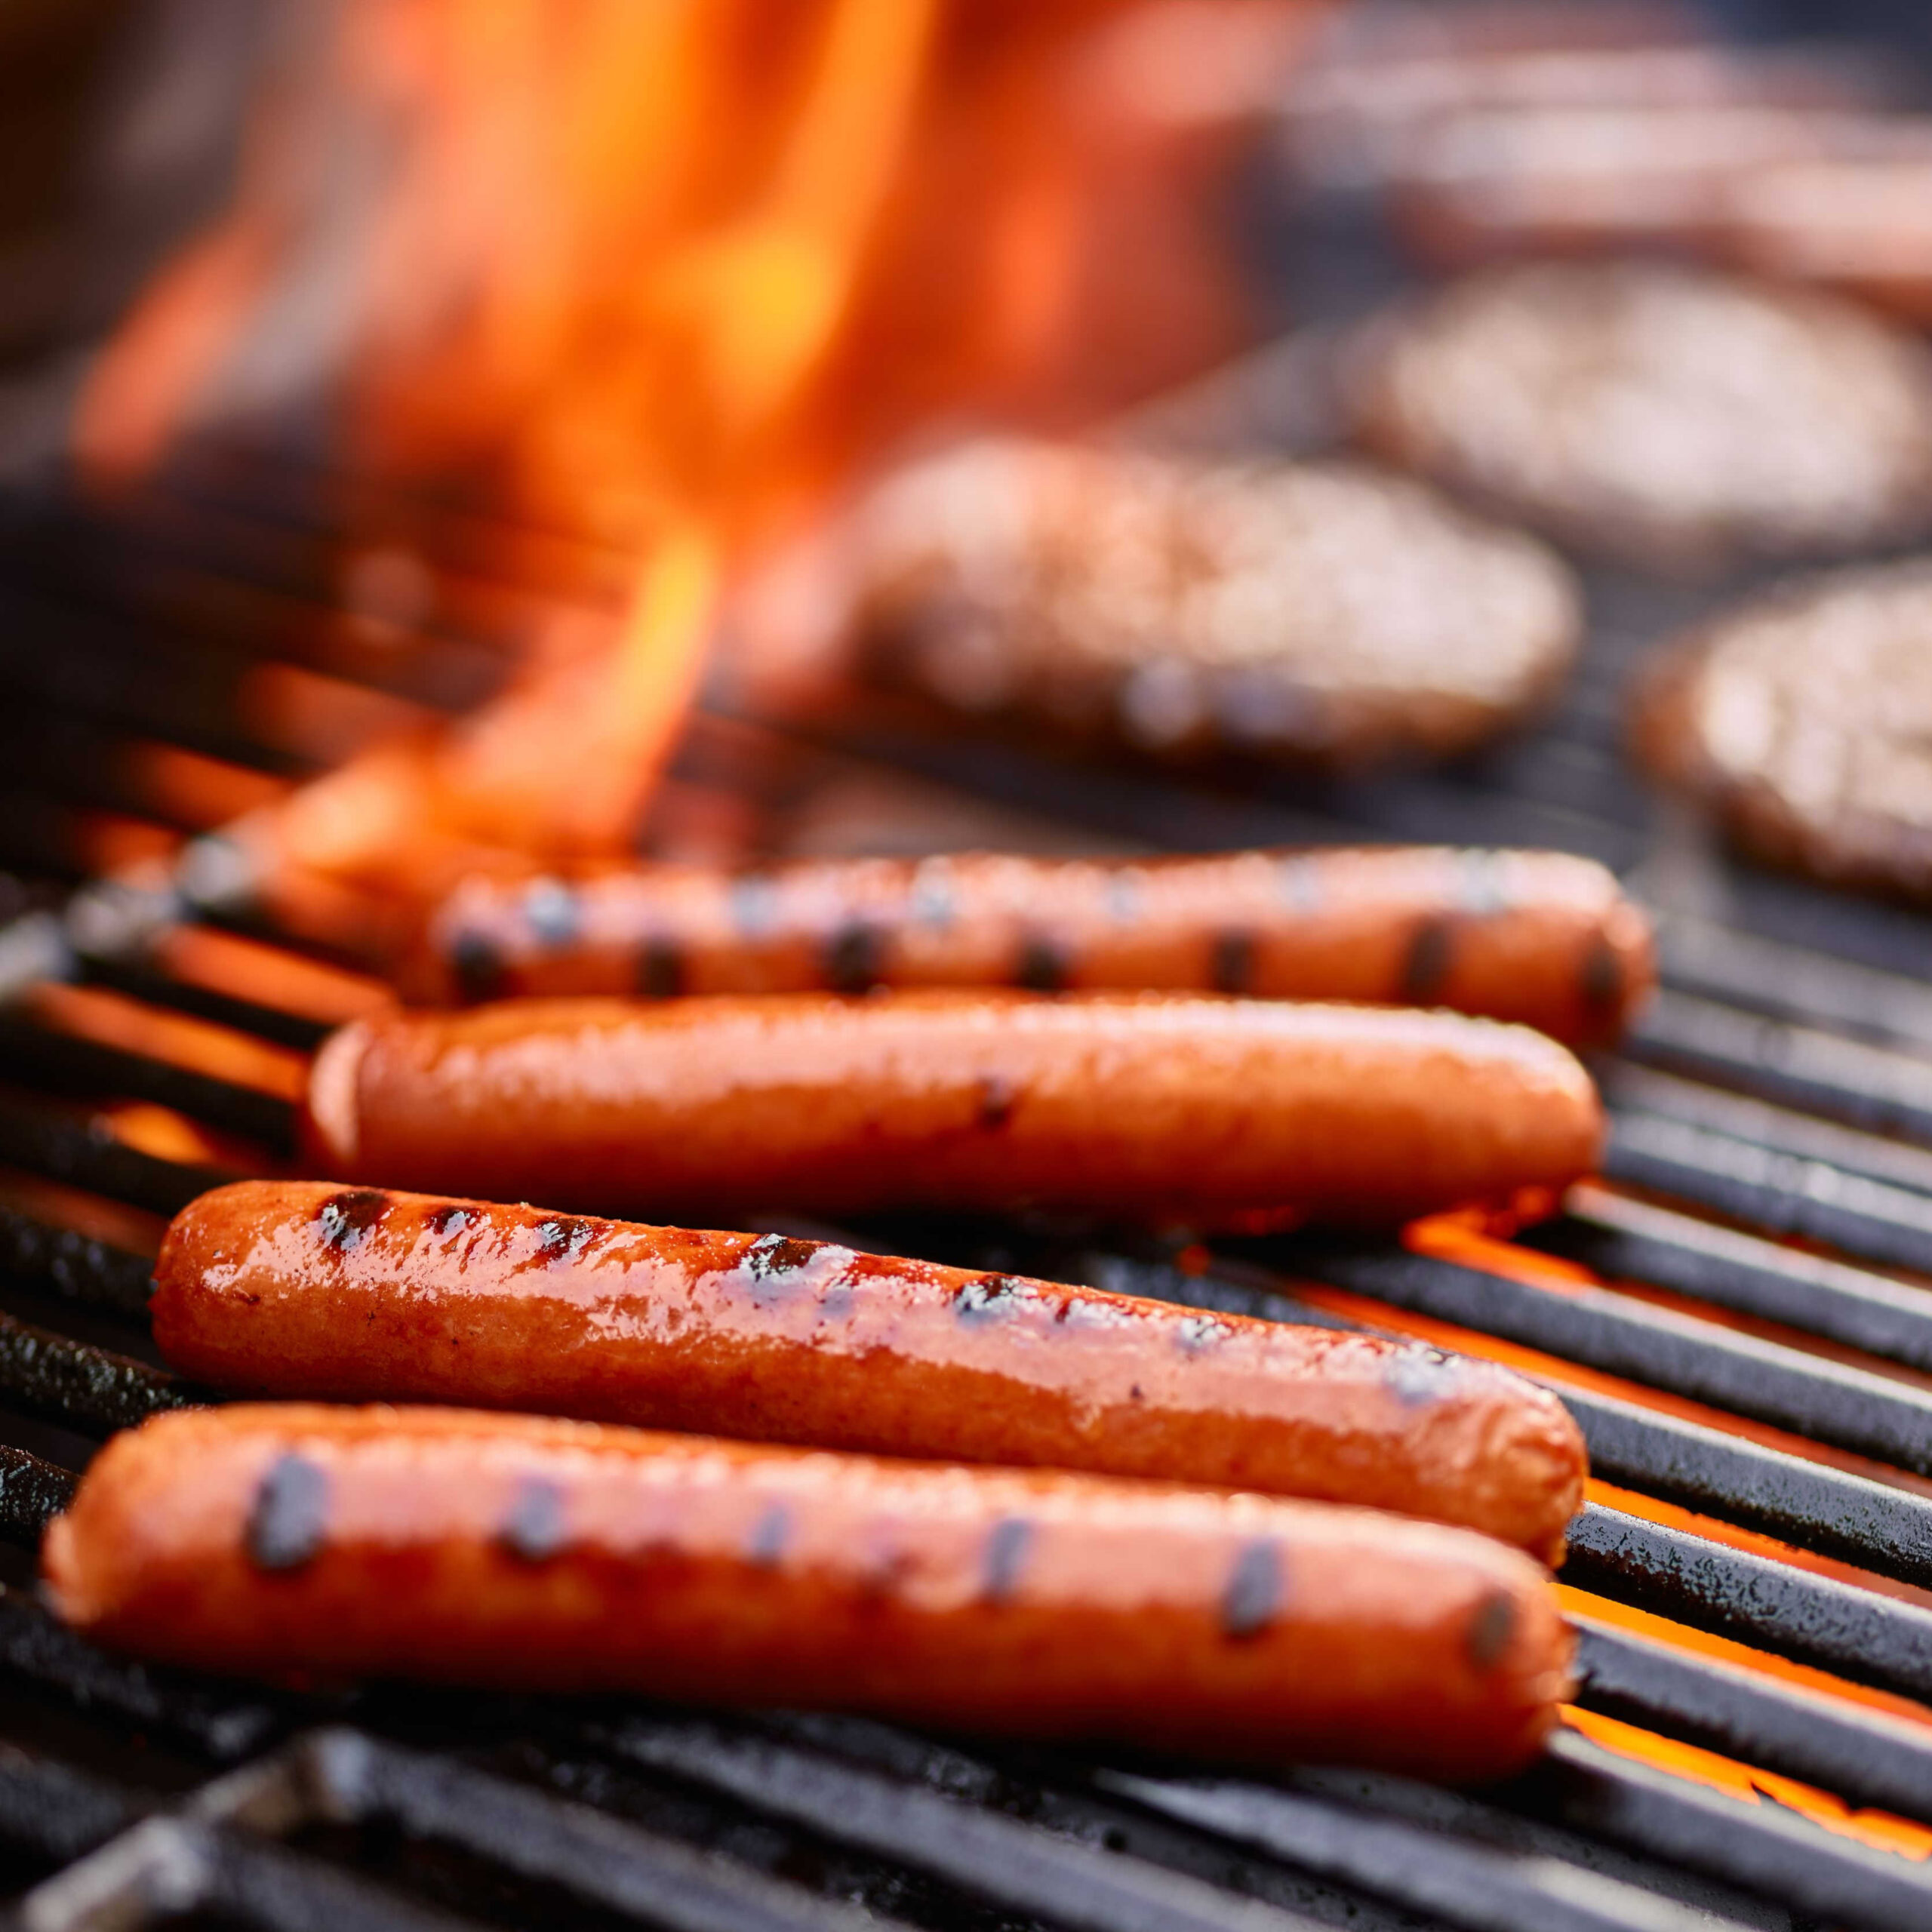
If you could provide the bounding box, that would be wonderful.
[406,845,1654,1048]
[154,1181,1587,1561]
[302,992,1603,1227]
[43,1404,1574,1780]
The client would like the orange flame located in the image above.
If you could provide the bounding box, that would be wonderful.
[77,1,1317,901]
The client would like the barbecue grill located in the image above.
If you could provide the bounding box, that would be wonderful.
[6,11,1932,1932]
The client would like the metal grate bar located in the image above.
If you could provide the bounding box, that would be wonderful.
[0,1589,291,1763]
[1293,1244,1932,1475]
[605,1719,1332,1932]
[1530,1186,1932,1373]
[15,1811,482,1932]
[1567,1505,1932,1703]
[0,1017,297,1153]
[1657,916,1932,1051]
[1097,1766,1743,1932]
[295,1730,903,1932]
[1573,1621,1932,1826]
[1599,1066,1932,1199]
[1603,1110,1932,1278]
[0,1447,77,1545]
[1520,1728,1932,1932]
[0,1746,146,1875]
[0,1310,189,1438]
[1623,992,1932,1144]
[1558,1386,1932,1589]
[0,1208,154,1323]
[0,1089,238,1218]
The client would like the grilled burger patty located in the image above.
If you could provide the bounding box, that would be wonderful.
[1349,259,1932,570]
[1633,559,1932,899]
[848,441,1580,768]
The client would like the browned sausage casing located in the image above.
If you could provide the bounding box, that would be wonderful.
[302,992,1603,1226]
[153,1181,1586,1561]
[43,1404,1573,1780]
[408,846,1654,1048]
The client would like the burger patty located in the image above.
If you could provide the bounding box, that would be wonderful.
[1632,558,1932,898]
[848,439,1580,769]
[1348,260,1932,571]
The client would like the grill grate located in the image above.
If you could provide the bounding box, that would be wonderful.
[11,73,1932,1932]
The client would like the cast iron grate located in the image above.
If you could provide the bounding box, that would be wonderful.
[8,45,1932,1932]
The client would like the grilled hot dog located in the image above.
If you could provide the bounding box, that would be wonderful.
[43,1404,1573,1780]
[153,1181,1586,1560]
[409,846,1654,1048]
[302,992,1603,1225]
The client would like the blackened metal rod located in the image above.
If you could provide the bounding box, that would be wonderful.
[1532,1186,1932,1373]
[0,1589,284,1762]
[1602,1065,1932,1198]
[1561,1386,1932,1592]
[1296,1244,1932,1477]
[1566,1503,1932,1706]
[0,1309,193,1437]
[1624,990,1932,1145]
[1657,915,1932,1054]
[1604,1109,1932,1278]
[0,1207,154,1322]
[0,1017,297,1155]
[0,1090,238,1219]
[1099,1767,1737,1932]
[1522,1727,1932,1932]
[609,1718,1331,1932]
[0,1447,77,1544]
[1573,1620,1932,1828]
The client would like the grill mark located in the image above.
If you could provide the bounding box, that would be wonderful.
[638,937,685,999]
[1401,917,1454,1004]
[1581,932,1624,1010]
[743,1232,821,1279]
[977,1074,1016,1131]
[1466,1590,1517,1671]
[500,1476,569,1563]
[315,1190,387,1253]
[1016,936,1069,992]
[1221,1538,1283,1640]
[983,1518,1033,1605]
[524,877,581,947]
[824,921,885,994]
[955,1274,1027,1321]
[449,930,506,1003]
[534,1217,597,1264]
[426,1204,475,1238]
[246,1455,329,1572]
[746,1503,791,1568]
[1211,930,1255,995]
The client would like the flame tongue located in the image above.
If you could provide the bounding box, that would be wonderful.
[76,2,1314,896]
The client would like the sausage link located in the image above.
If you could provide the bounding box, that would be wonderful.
[301,992,1603,1226]
[408,846,1654,1047]
[43,1404,1573,1780]
[154,1180,1586,1561]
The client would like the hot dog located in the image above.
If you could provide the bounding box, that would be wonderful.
[43,1404,1573,1780]
[408,846,1654,1048]
[302,992,1604,1225]
[152,1181,1586,1561]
